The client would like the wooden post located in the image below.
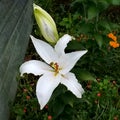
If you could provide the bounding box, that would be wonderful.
[0,0,33,119]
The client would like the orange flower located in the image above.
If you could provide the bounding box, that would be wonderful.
[109,41,119,48]
[48,115,52,120]
[23,107,27,113]
[23,88,28,92]
[26,96,30,100]
[45,105,48,109]
[107,33,117,41]
[107,33,119,48]
[97,92,101,97]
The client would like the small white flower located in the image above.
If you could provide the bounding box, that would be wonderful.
[20,34,87,109]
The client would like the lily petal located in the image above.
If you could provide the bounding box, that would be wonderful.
[59,50,88,74]
[36,72,61,109]
[30,35,58,64]
[20,60,52,76]
[60,72,84,98]
[55,34,73,56]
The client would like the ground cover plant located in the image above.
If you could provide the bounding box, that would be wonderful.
[10,0,120,120]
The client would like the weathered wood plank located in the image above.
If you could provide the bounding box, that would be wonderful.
[0,0,33,119]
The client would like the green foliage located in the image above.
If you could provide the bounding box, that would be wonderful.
[10,75,120,120]
[76,77,120,120]
[72,68,96,82]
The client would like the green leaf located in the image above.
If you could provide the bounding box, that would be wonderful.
[108,0,120,5]
[98,0,109,8]
[88,6,98,20]
[71,0,84,6]
[78,23,94,33]
[99,21,111,31]
[50,84,66,101]
[67,41,82,51]
[61,92,76,107]
[94,34,103,48]
[73,69,96,82]
[0,0,33,119]
[52,99,65,119]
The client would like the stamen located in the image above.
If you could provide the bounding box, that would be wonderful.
[50,62,54,68]
[50,62,59,73]
[54,62,59,72]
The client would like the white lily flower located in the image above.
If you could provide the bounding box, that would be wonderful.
[33,4,59,44]
[20,34,88,110]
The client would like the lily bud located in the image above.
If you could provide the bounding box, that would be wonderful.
[33,4,59,44]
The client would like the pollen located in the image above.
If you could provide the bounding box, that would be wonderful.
[54,63,59,71]
[50,62,60,74]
